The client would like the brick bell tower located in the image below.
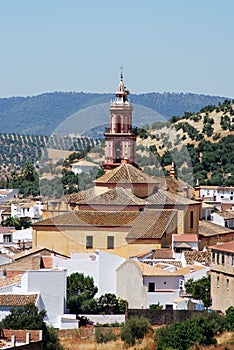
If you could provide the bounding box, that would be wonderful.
[104,72,137,170]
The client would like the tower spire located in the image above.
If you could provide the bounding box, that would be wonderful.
[104,73,137,170]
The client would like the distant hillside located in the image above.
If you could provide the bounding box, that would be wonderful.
[0,91,229,135]
[136,99,234,186]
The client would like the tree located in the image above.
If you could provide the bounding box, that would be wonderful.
[67,272,98,314]
[0,303,64,350]
[23,162,36,181]
[155,316,217,350]
[225,306,234,331]
[2,216,32,230]
[185,276,211,308]
[97,293,126,314]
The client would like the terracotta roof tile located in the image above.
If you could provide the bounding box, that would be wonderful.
[0,293,38,306]
[66,187,146,206]
[209,240,234,253]
[184,250,211,265]
[136,261,174,276]
[0,226,15,234]
[216,211,234,220]
[34,210,140,227]
[127,209,177,240]
[199,220,234,237]
[173,265,208,276]
[154,176,194,196]
[173,234,198,242]
[136,248,173,260]
[147,189,198,206]
[0,274,23,288]
[94,163,158,184]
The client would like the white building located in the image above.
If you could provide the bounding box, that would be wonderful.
[11,201,43,222]
[211,211,234,229]
[0,269,78,329]
[0,227,32,255]
[116,259,210,309]
[71,159,99,175]
[52,249,125,297]
[200,185,234,204]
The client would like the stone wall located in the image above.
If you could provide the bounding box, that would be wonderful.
[127,309,199,325]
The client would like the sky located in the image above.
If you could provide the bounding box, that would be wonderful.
[1,0,234,98]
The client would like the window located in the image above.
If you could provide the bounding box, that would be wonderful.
[227,279,230,291]
[217,276,220,288]
[222,253,225,265]
[148,282,155,292]
[86,236,93,249]
[190,211,194,229]
[217,252,220,265]
[232,254,234,266]
[107,236,114,249]
[3,234,12,243]
[212,251,215,263]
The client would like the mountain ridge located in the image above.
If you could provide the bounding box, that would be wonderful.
[0,91,229,136]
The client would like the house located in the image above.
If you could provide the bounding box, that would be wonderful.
[71,159,99,174]
[52,249,125,297]
[11,200,43,222]
[200,185,234,204]
[211,211,234,229]
[0,226,32,255]
[172,234,198,253]
[198,220,234,250]
[0,268,78,329]
[0,189,19,203]
[116,259,210,309]
[210,240,234,313]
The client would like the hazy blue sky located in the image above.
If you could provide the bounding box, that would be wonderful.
[1,0,234,98]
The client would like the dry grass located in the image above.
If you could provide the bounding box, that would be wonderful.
[59,328,155,350]
[59,329,234,350]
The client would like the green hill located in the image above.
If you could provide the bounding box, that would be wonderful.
[0,91,229,135]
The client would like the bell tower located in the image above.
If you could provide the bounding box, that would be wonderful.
[104,73,137,169]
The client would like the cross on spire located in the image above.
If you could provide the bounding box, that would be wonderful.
[120,66,123,80]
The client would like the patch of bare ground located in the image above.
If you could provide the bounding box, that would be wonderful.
[59,329,234,350]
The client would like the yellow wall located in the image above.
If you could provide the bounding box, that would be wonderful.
[33,227,162,259]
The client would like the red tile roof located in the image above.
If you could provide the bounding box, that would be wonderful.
[94,163,158,184]
[0,293,38,306]
[209,240,234,253]
[127,209,177,240]
[173,234,198,242]
[199,220,234,237]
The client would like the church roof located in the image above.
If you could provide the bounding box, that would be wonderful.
[34,210,140,227]
[94,163,158,184]
[154,176,194,196]
[34,208,176,240]
[126,209,177,240]
[147,188,198,206]
[66,187,146,206]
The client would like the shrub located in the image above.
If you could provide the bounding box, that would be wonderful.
[121,316,152,346]
[95,328,117,343]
